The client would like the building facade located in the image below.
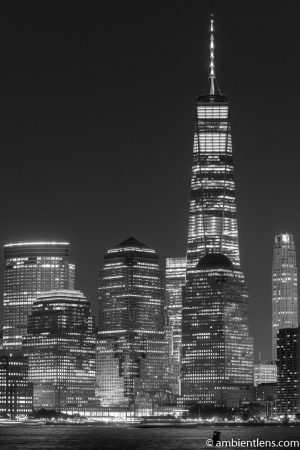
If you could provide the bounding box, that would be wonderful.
[0,350,33,418]
[97,237,176,409]
[277,328,299,415]
[3,242,75,350]
[272,233,298,361]
[254,361,277,387]
[182,16,254,408]
[182,254,254,407]
[23,290,95,410]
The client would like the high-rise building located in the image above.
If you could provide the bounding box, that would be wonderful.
[96,237,175,409]
[0,350,33,418]
[186,17,240,271]
[165,257,186,363]
[277,327,299,415]
[272,233,298,361]
[165,257,186,395]
[182,254,254,407]
[23,290,95,411]
[182,16,254,408]
[3,242,75,349]
[254,361,277,387]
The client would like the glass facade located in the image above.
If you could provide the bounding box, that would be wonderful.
[272,233,298,361]
[186,95,240,270]
[22,290,95,410]
[182,17,253,408]
[182,254,254,407]
[0,350,33,418]
[97,237,175,408]
[3,242,75,350]
[276,328,299,415]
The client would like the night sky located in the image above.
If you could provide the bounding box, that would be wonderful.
[0,2,298,361]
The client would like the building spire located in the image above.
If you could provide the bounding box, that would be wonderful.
[209,14,220,95]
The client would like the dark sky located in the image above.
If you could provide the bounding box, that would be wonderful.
[0,1,298,361]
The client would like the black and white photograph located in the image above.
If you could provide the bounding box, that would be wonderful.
[0,1,299,449]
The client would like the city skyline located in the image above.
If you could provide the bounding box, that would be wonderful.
[0,2,299,361]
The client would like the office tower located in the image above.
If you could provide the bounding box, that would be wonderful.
[3,242,75,349]
[182,16,254,407]
[277,327,299,415]
[254,361,277,387]
[272,233,298,361]
[186,16,240,271]
[23,290,95,411]
[97,237,174,408]
[165,257,186,364]
[182,254,254,407]
[0,350,33,418]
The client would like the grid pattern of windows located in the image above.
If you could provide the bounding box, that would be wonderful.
[272,234,298,361]
[3,243,75,350]
[187,96,240,270]
[182,255,254,408]
[0,351,33,418]
[97,237,175,408]
[276,328,299,414]
[22,290,95,410]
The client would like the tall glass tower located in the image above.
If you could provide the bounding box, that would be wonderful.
[187,16,240,270]
[97,237,175,408]
[3,242,75,349]
[182,16,254,407]
[23,290,95,410]
[272,233,298,361]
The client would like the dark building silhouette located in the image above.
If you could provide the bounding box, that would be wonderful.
[0,350,33,418]
[277,327,299,415]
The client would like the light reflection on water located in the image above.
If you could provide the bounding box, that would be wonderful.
[0,425,299,450]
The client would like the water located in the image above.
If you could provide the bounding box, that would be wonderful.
[0,425,299,449]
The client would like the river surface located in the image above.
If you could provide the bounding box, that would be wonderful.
[0,425,299,449]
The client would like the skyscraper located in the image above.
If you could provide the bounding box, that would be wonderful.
[3,242,75,349]
[276,327,299,415]
[186,16,240,271]
[96,237,175,408]
[272,233,298,361]
[182,254,254,407]
[182,16,254,407]
[0,350,33,418]
[165,257,186,364]
[23,290,95,411]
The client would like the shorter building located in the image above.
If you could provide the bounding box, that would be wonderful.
[23,290,96,411]
[254,361,277,387]
[0,350,33,418]
[277,328,299,415]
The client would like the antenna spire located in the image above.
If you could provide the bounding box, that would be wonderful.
[208,14,220,96]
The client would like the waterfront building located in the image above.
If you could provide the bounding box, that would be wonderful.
[3,242,75,350]
[0,350,33,418]
[276,327,299,415]
[182,253,254,407]
[23,290,95,410]
[272,233,298,361]
[97,237,176,409]
[254,361,277,387]
[182,16,254,408]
